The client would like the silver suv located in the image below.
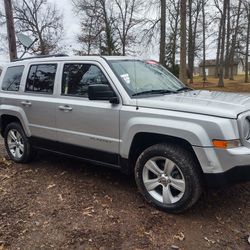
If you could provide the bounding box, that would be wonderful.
[0,55,250,213]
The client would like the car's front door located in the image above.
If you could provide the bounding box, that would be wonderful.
[55,62,121,166]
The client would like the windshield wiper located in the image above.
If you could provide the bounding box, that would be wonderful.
[176,86,193,92]
[132,89,177,97]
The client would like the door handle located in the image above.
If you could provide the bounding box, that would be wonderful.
[58,105,73,111]
[21,101,32,107]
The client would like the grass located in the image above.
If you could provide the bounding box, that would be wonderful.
[191,75,250,93]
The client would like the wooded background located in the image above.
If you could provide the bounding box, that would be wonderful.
[1,0,250,87]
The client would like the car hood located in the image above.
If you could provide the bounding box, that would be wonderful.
[137,90,250,118]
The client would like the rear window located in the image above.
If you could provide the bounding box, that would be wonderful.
[25,64,57,94]
[2,66,24,91]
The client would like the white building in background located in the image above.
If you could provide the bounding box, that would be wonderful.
[199,59,247,77]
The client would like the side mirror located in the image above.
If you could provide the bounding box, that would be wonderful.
[88,84,119,104]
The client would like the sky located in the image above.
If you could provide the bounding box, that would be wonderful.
[51,0,80,53]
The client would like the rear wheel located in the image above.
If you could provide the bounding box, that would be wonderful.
[4,122,35,163]
[135,143,202,213]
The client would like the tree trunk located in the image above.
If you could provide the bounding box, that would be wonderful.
[39,36,47,55]
[122,33,126,56]
[187,0,192,82]
[224,1,230,79]
[172,30,177,72]
[87,16,94,55]
[189,1,200,84]
[105,23,113,55]
[101,0,113,55]
[171,0,180,73]
[122,15,126,56]
[180,0,188,84]
[218,0,228,87]
[229,0,242,80]
[245,6,250,83]
[4,0,17,61]
[202,0,207,83]
[215,18,222,78]
[159,0,166,66]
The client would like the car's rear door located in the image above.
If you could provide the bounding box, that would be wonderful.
[17,63,58,141]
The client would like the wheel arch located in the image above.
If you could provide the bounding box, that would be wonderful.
[0,112,30,137]
[123,132,204,178]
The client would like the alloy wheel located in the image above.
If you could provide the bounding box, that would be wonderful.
[142,156,185,204]
[7,129,25,159]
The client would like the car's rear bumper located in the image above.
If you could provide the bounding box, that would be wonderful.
[193,146,250,187]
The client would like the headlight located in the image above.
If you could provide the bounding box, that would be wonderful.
[243,117,250,140]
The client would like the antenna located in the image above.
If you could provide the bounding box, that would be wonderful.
[17,33,38,59]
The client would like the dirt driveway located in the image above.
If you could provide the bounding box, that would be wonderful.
[0,138,250,250]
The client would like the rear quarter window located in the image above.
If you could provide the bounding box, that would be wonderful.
[2,66,24,91]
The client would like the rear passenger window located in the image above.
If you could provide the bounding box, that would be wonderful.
[2,66,24,91]
[25,64,57,94]
[62,64,109,97]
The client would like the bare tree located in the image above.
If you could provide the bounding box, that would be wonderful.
[159,0,166,65]
[99,0,119,55]
[4,0,17,61]
[201,0,207,83]
[215,0,223,77]
[73,0,120,55]
[229,0,242,80]
[140,4,160,50]
[75,0,102,55]
[244,0,250,83]
[218,0,229,87]
[187,0,202,83]
[165,0,180,74]
[13,0,63,55]
[179,0,188,84]
[115,0,144,56]
[77,18,100,55]
[224,0,230,79]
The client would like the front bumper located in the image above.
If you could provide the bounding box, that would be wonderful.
[204,165,250,187]
[193,146,250,187]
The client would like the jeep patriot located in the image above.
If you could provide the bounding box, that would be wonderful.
[0,55,250,213]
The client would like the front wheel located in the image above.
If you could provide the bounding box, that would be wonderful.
[135,143,202,213]
[4,122,35,163]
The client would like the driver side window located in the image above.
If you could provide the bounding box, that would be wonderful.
[62,63,110,98]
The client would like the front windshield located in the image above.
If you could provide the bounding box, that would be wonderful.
[109,60,186,96]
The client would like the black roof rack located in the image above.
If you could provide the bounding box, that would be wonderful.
[14,54,68,61]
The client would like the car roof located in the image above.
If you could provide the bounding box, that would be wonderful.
[4,55,140,67]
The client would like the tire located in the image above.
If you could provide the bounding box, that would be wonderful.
[135,143,202,213]
[4,122,35,163]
